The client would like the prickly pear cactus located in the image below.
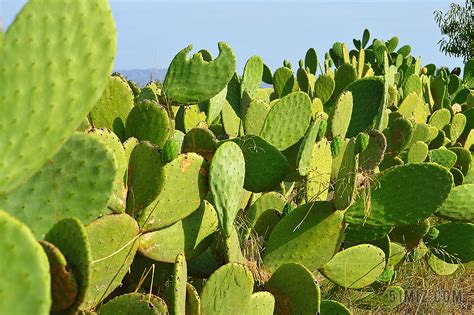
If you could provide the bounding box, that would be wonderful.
[163,42,236,104]
[99,293,168,315]
[0,210,51,315]
[0,133,117,238]
[209,142,245,237]
[0,0,116,194]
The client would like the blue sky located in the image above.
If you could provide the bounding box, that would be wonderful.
[1,0,466,72]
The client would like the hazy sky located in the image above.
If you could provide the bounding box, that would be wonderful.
[1,0,466,72]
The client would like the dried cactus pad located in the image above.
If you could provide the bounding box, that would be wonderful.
[345,163,453,226]
[0,210,51,315]
[0,0,116,194]
[164,42,236,104]
[0,132,117,238]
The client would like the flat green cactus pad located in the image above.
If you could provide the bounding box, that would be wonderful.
[127,142,165,214]
[89,76,134,141]
[320,300,351,315]
[39,241,78,312]
[333,138,358,210]
[138,153,209,231]
[314,74,335,104]
[230,135,288,192]
[182,127,218,160]
[273,67,295,97]
[389,220,430,248]
[83,214,139,309]
[260,91,312,151]
[0,210,51,315]
[139,201,218,262]
[437,184,474,222]
[165,254,187,315]
[209,142,245,237]
[307,139,332,201]
[99,293,168,315]
[265,263,320,315]
[241,55,264,98]
[427,253,458,276]
[243,292,275,315]
[345,77,385,137]
[200,263,254,315]
[345,163,453,226]
[359,130,386,173]
[186,283,201,315]
[125,100,172,149]
[206,86,228,125]
[0,133,117,238]
[243,99,271,136]
[330,91,353,138]
[429,147,458,168]
[163,42,236,104]
[263,202,344,273]
[0,0,116,194]
[297,118,323,177]
[89,128,128,213]
[45,218,92,315]
[344,224,393,243]
[425,222,474,263]
[320,244,386,289]
[221,99,241,137]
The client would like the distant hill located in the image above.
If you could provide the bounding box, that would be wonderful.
[115,69,167,87]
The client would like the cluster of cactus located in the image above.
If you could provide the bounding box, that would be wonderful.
[1,1,473,314]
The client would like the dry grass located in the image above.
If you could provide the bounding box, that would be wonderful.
[319,258,473,314]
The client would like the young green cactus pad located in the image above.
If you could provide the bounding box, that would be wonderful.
[209,142,245,237]
[138,153,209,231]
[345,77,385,137]
[437,184,474,222]
[296,118,323,176]
[307,139,332,201]
[39,241,78,312]
[243,292,275,315]
[273,67,295,97]
[260,91,312,151]
[407,141,429,163]
[0,210,51,315]
[329,91,354,138]
[319,244,386,289]
[83,214,139,309]
[186,283,201,315]
[320,300,351,315]
[125,100,172,148]
[206,86,228,125]
[89,128,128,213]
[139,201,218,262]
[243,99,271,136]
[200,263,255,315]
[163,42,236,104]
[0,133,117,238]
[333,138,358,210]
[262,202,345,273]
[89,76,134,141]
[314,74,336,105]
[0,0,116,194]
[44,218,92,315]
[99,293,168,315]
[427,253,459,276]
[265,263,320,314]
[345,163,453,226]
[165,254,187,315]
[241,56,264,98]
[429,147,458,168]
[428,108,451,130]
[126,141,165,214]
[229,135,288,192]
[425,222,474,263]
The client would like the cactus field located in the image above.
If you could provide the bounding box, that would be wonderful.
[1,0,473,314]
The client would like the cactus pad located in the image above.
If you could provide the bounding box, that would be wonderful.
[320,244,386,289]
[345,163,453,226]
[260,91,312,151]
[425,222,474,263]
[0,210,51,315]
[265,263,320,314]
[0,133,117,238]
[100,293,168,315]
[163,42,236,104]
[209,142,245,237]
[263,201,345,273]
[0,0,116,194]
[437,184,474,222]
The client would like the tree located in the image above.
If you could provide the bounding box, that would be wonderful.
[434,0,473,62]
